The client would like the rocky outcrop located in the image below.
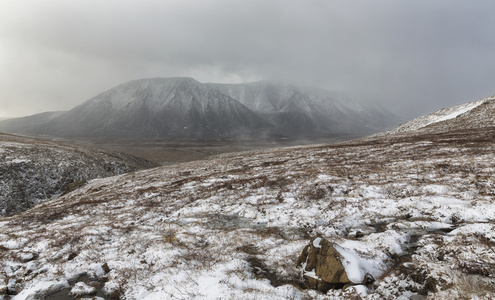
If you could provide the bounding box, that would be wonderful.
[297,237,351,291]
[297,237,374,293]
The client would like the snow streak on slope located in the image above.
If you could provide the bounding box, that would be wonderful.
[389,95,494,134]
[1,128,495,299]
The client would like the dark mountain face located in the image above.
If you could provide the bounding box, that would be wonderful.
[0,78,399,139]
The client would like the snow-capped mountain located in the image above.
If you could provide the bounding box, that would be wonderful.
[10,78,274,139]
[388,95,495,134]
[0,132,156,216]
[211,81,397,136]
[0,78,399,139]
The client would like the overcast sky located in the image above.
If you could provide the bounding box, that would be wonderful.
[1,0,495,119]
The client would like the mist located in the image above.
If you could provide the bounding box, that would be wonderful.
[1,0,495,119]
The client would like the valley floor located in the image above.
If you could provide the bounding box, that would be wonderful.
[45,135,361,165]
[1,128,495,299]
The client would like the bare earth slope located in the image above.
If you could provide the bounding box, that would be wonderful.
[1,126,494,299]
[0,132,156,216]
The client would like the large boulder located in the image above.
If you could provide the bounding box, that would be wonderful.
[297,237,374,293]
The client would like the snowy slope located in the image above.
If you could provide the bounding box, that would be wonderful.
[0,132,156,216]
[211,81,398,136]
[0,112,65,134]
[25,78,274,139]
[1,127,494,299]
[388,95,495,134]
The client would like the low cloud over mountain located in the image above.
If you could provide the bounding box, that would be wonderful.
[0,78,399,139]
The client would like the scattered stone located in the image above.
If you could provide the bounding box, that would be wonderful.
[70,282,97,297]
[103,281,121,299]
[11,280,69,298]
[101,262,111,274]
[88,264,109,282]
[68,252,78,261]
[19,252,38,263]
[6,278,20,295]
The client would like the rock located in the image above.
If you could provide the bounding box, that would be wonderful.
[297,237,351,292]
[101,262,111,274]
[19,252,38,263]
[67,252,78,261]
[70,282,97,297]
[103,281,121,299]
[12,280,70,298]
[6,278,20,295]
[297,237,375,293]
[88,263,109,282]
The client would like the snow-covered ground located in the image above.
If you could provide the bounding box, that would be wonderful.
[1,127,495,299]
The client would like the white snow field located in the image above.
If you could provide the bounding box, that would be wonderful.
[1,126,495,299]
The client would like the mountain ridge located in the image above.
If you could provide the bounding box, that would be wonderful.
[0,77,399,139]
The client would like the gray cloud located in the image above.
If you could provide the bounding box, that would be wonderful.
[1,0,495,119]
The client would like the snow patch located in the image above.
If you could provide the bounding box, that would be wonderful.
[14,280,70,300]
[312,237,322,248]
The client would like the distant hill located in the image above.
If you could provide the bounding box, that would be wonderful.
[0,111,64,133]
[0,78,399,139]
[0,132,156,216]
[387,95,495,135]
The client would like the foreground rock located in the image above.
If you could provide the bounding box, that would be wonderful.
[297,237,374,293]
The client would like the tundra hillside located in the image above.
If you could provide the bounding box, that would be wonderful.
[0,132,156,216]
[1,125,494,299]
